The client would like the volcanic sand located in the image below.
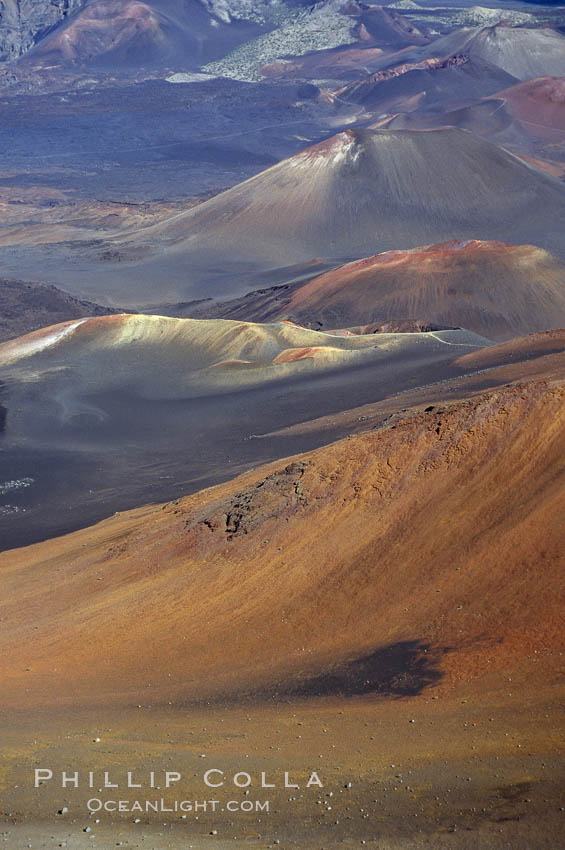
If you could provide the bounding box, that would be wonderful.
[200,240,565,341]
[0,314,491,550]
[1,350,565,847]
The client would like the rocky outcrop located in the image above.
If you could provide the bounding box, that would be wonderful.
[343,53,469,90]
[0,0,86,63]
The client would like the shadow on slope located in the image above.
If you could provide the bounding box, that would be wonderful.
[285,640,446,699]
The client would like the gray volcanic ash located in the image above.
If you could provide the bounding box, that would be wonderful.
[425,23,565,81]
[338,54,517,115]
[86,126,565,308]
[350,23,565,105]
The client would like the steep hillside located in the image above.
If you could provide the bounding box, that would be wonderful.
[225,240,565,340]
[0,313,491,548]
[92,126,565,308]
[1,376,564,705]
[427,24,565,81]
[20,0,270,69]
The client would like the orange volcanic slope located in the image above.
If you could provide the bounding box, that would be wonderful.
[394,74,565,146]
[274,240,565,340]
[2,354,565,708]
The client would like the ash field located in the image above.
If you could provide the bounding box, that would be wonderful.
[1,1,565,848]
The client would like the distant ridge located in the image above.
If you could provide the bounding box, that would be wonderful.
[0,279,123,344]
[424,24,565,81]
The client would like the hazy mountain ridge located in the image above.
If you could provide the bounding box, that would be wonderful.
[0,0,305,68]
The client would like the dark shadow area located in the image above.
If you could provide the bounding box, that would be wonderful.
[175,641,447,710]
[268,640,447,701]
[0,348,465,552]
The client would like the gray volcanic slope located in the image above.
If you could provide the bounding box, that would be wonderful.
[60,126,565,308]
[0,279,123,343]
[339,58,518,115]
[17,0,269,71]
[0,314,491,549]
[419,25,565,82]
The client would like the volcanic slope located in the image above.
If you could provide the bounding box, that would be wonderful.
[0,0,85,62]
[3,350,565,845]
[495,76,565,136]
[0,279,124,343]
[0,313,493,549]
[57,127,565,307]
[1,372,564,706]
[19,0,268,71]
[385,76,565,167]
[406,23,565,81]
[0,313,489,396]
[338,55,518,117]
[214,240,565,340]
